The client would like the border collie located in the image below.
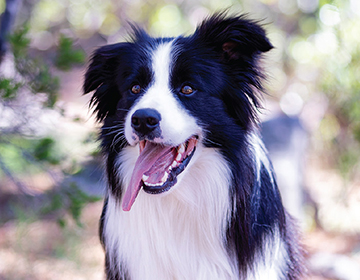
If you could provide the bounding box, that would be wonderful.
[83,13,304,280]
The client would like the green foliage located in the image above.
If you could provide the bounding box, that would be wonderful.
[8,25,31,59]
[0,78,22,99]
[10,202,39,224]
[0,143,27,174]
[0,2,96,240]
[55,35,85,71]
[41,183,101,228]
[65,183,100,227]
[5,27,89,107]
[6,26,60,106]
[33,137,61,165]
[5,29,84,106]
[0,136,64,178]
[28,64,60,107]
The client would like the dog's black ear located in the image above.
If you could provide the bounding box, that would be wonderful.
[83,43,130,122]
[194,13,273,129]
[194,13,273,62]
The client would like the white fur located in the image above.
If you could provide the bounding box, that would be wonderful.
[247,133,288,279]
[124,41,200,146]
[248,132,274,185]
[249,230,288,280]
[104,144,238,280]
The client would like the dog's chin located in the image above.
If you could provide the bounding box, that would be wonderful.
[140,136,197,195]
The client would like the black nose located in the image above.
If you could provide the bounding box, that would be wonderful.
[131,108,161,136]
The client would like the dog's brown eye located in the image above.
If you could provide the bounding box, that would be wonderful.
[181,85,194,95]
[131,85,141,94]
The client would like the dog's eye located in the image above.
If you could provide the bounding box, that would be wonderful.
[131,85,141,94]
[181,85,194,95]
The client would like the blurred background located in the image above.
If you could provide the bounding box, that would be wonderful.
[0,0,359,279]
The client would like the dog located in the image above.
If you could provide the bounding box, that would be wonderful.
[83,13,305,280]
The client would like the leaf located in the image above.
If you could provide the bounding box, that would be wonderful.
[55,35,85,71]
[0,78,22,99]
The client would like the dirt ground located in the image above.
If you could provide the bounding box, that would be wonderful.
[0,201,104,280]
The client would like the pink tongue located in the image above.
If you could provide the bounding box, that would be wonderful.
[122,142,172,211]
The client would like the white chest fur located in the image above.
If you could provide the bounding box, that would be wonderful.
[103,145,239,280]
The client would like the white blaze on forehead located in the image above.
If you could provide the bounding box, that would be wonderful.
[152,41,173,87]
[125,40,200,146]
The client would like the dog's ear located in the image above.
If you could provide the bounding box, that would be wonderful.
[83,43,130,122]
[194,13,273,129]
[194,13,273,62]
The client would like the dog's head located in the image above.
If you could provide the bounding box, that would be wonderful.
[83,13,272,210]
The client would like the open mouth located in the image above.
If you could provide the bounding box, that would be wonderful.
[122,136,198,211]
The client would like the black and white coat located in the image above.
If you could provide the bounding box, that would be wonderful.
[84,13,305,280]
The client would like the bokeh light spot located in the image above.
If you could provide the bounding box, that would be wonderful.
[319,4,341,26]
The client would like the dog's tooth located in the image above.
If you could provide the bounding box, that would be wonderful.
[161,172,168,183]
[171,160,178,168]
[144,179,165,187]
[176,153,182,162]
[142,174,149,182]
[178,143,185,154]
